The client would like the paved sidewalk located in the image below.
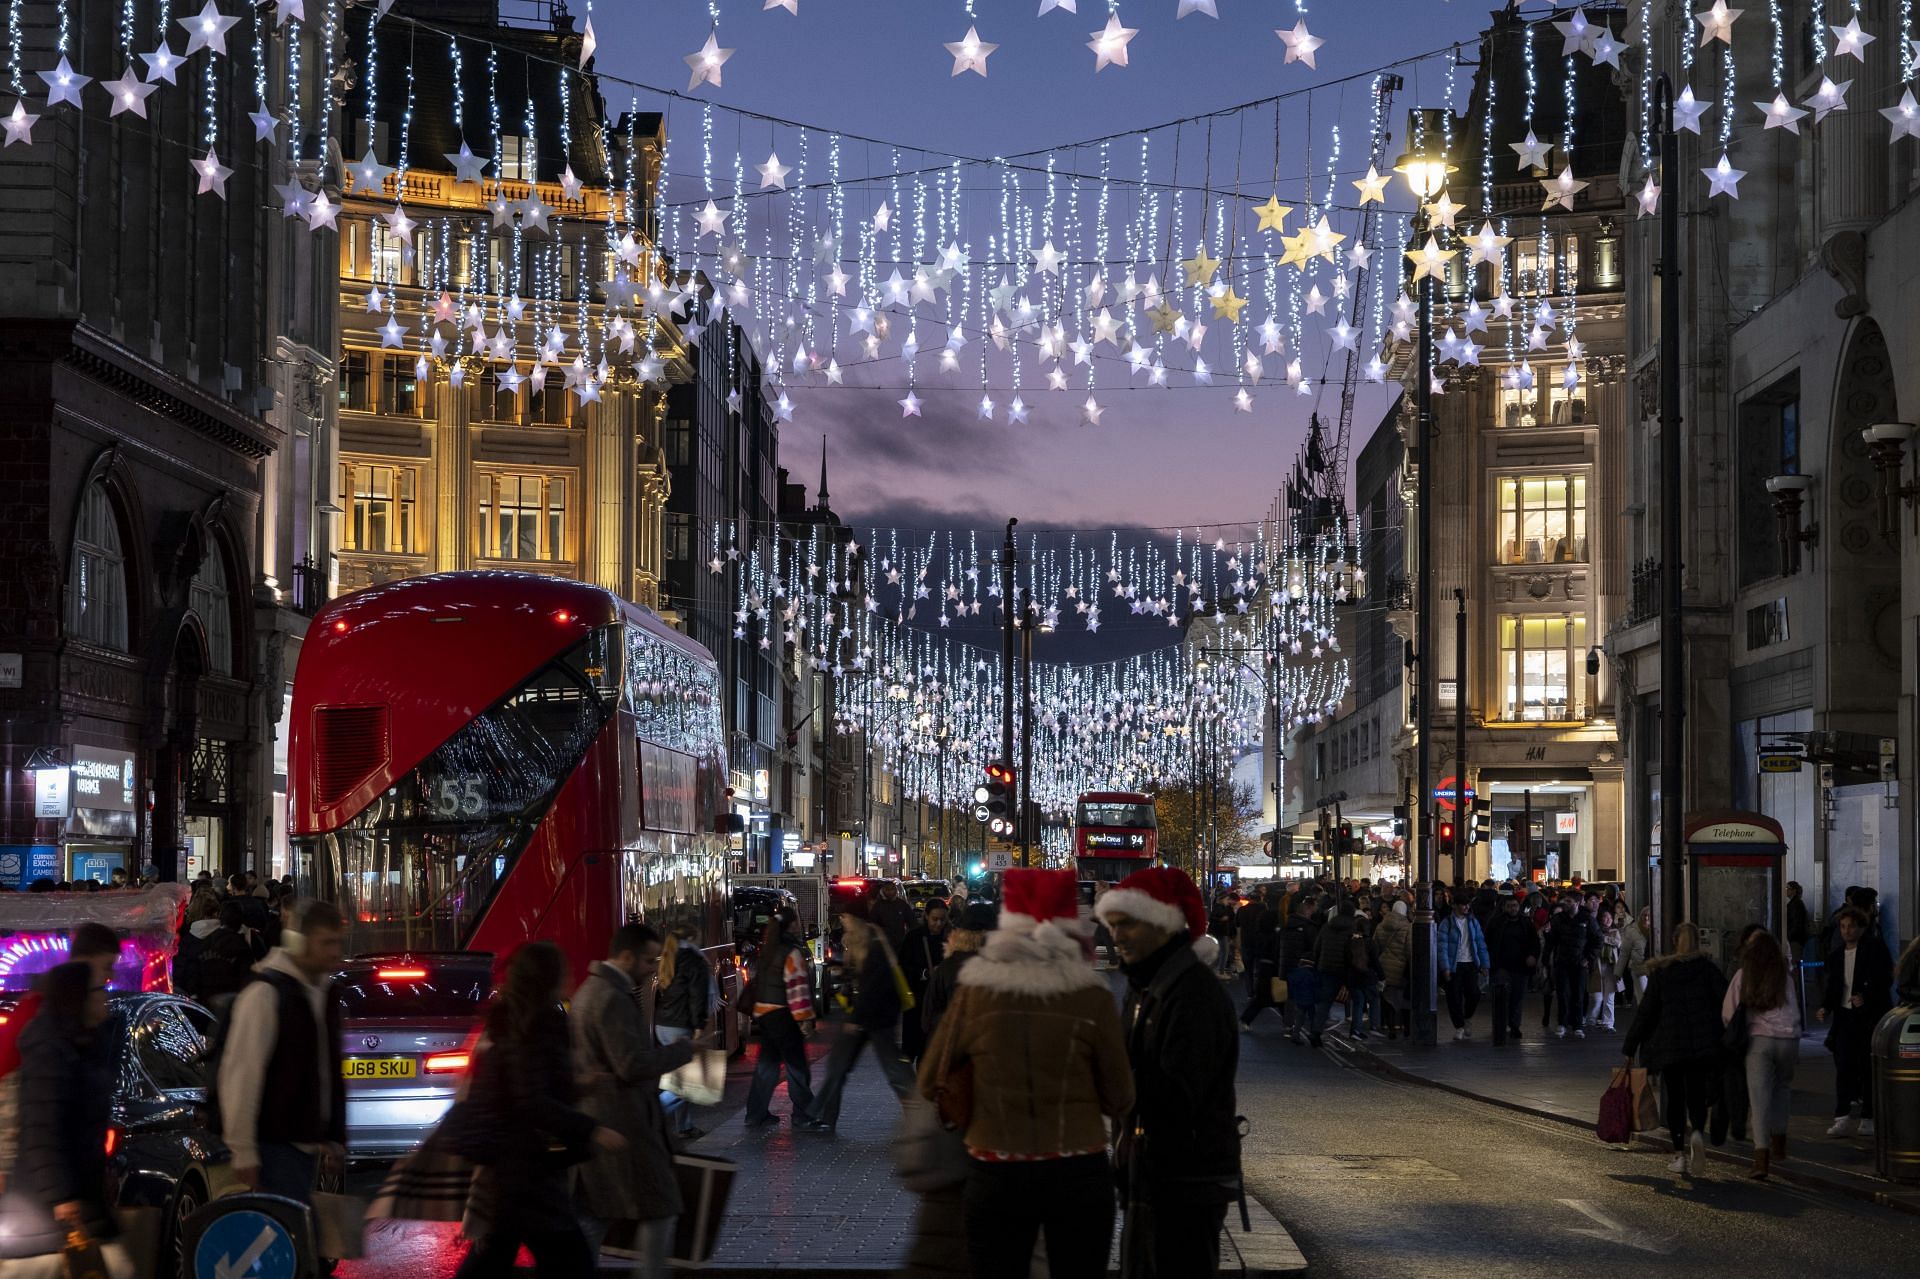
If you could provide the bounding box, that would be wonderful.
[1303,992,1920,1213]
[686,1019,1304,1276]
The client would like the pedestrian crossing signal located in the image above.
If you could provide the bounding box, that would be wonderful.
[976,762,1015,836]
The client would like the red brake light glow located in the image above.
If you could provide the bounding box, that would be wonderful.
[834,877,866,888]
[553,609,572,624]
[375,967,427,981]
[104,1125,122,1157]
[331,619,349,633]
[424,1053,470,1074]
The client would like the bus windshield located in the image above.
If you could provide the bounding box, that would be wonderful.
[302,626,620,955]
[1076,801,1156,829]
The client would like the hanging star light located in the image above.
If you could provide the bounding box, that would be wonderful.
[1182,244,1219,287]
[444,142,488,183]
[1672,85,1710,133]
[696,200,730,237]
[1695,0,1742,47]
[898,391,923,418]
[100,68,159,119]
[1636,175,1660,217]
[178,3,240,58]
[140,43,185,85]
[765,0,799,12]
[1030,240,1064,275]
[2,100,37,147]
[1038,0,1077,13]
[1253,194,1292,232]
[191,149,233,198]
[871,201,892,232]
[684,33,734,92]
[1831,15,1875,61]
[1352,165,1391,204]
[349,148,394,194]
[1425,190,1464,228]
[756,152,792,188]
[945,26,998,76]
[1702,153,1746,198]
[1147,300,1181,333]
[36,57,88,109]
[1087,14,1138,70]
[1275,20,1324,68]
[273,0,305,24]
[1081,395,1104,425]
[1540,164,1588,211]
[1210,286,1248,322]
[1177,0,1219,17]
[1233,387,1253,412]
[303,189,341,231]
[1881,88,1920,142]
[1756,92,1807,133]
[579,16,597,65]
[1590,29,1624,68]
[1466,222,1512,267]
[1405,236,1456,282]
[248,108,278,141]
[1510,129,1553,171]
[1807,77,1851,123]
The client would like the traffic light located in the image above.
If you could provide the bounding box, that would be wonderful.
[975,762,1015,837]
[1338,821,1354,857]
[1471,799,1492,845]
[1437,816,1456,847]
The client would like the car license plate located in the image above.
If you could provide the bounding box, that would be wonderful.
[342,1056,415,1080]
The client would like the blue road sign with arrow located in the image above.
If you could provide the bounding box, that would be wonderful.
[194,1209,299,1279]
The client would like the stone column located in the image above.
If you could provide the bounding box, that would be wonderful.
[431,370,469,572]
[583,384,635,592]
[1815,0,1894,239]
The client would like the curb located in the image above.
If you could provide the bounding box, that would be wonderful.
[1333,1033,1920,1218]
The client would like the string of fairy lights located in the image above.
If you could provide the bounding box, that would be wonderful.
[6,1,1920,808]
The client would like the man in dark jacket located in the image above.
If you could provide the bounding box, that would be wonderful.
[1784,880,1810,964]
[1483,893,1541,1046]
[1309,897,1361,1046]
[1277,898,1324,1044]
[1819,906,1896,1136]
[1097,869,1239,1279]
[1234,889,1268,994]
[217,898,347,1203]
[869,881,915,951]
[1545,895,1601,1038]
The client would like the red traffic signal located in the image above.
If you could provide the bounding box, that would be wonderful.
[1437,819,1456,844]
[975,762,1015,835]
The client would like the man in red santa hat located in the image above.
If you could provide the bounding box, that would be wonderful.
[1095,866,1241,1279]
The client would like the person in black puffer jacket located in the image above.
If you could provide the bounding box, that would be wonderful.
[5,962,121,1260]
[1544,896,1601,1037]
[1621,922,1727,1179]
[454,941,622,1278]
[1277,899,1324,1044]
[1308,898,1360,1046]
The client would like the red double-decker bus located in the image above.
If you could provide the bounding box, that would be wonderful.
[287,572,731,983]
[1073,791,1159,884]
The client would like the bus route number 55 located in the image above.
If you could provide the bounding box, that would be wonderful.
[430,777,488,819]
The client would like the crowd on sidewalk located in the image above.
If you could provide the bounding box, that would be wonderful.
[1222,875,1920,1183]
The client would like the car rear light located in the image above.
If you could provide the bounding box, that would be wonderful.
[375,967,428,981]
[104,1125,123,1158]
[834,877,865,888]
[423,1053,470,1074]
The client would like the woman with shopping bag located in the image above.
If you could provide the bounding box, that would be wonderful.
[799,917,921,1134]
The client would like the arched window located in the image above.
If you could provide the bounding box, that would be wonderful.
[190,544,234,676]
[66,482,129,651]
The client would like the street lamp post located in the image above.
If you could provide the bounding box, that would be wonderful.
[1395,107,1454,1049]
[1652,77,1686,939]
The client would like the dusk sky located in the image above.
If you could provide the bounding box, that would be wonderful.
[590,1,1479,540]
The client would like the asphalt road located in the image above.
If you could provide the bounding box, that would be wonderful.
[1235,1022,1920,1279]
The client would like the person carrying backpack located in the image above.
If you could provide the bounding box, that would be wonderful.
[184,901,258,1010]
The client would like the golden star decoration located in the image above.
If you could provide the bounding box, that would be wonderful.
[1252,194,1292,233]
[1210,285,1248,322]
[1147,300,1182,333]
[1405,235,1458,282]
[1277,229,1315,269]
[1182,244,1220,287]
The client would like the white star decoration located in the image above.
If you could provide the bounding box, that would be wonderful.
[1757,92,1807,134]
[684,33,734,92]
[1695,1,1742,47]
[1636,176,1660,217]
[101,68,158,119]
[1702,153,1746,199]
[1881,89,1920,142]
[1087,14,1137,71]
[945,27,998,77]
[2,100,37,147]
[756,152,792,189]
[37,57,88,109]
[1832,15,1875,61]
[178,3,239,58]
[1276,20,1324,68]
[1672,86,1711,133]
[191,149,233,197]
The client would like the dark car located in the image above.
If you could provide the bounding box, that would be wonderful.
[903,879,953,915]
[334,952,493,1159]
[0,991,231,1276]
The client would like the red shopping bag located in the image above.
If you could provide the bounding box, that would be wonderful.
[1596,1068,1635,1145]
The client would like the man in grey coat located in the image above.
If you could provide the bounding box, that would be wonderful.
[573,923,702,1277]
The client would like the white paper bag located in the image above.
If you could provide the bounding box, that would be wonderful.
[663,1049,727,1106]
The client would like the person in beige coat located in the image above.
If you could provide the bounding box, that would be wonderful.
[920,869,1133,1279]
[572,924,699,1278]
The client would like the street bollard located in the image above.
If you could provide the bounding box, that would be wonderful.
[179,1192,319,1279]
[1871,1003,1920,1183]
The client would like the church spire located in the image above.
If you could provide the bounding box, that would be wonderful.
[817,434,830,510]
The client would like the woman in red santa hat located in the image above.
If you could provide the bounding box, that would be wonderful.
[1095,866,1242,1279]
[918,868,1133,1279]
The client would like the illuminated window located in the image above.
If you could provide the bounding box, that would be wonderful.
[67,482,129,651]
[478,472,568,562]
[1497,474,1588,565]
[341,463,419,555]
[1498,614,1588,722]
[1559,234,1581,291]
[474,368,520,424]
[499,134,533,183]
